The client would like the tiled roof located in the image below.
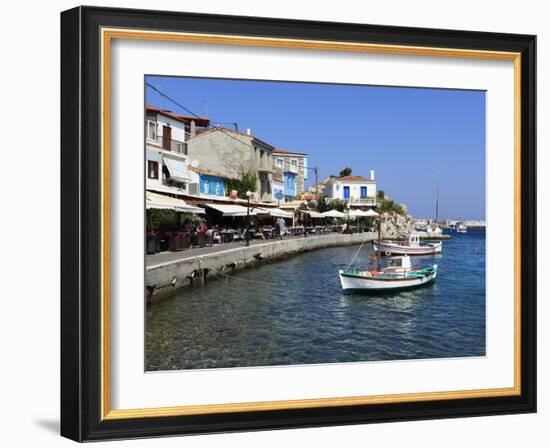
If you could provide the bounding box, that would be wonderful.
[146,105,210,127]
[188,166,232,179]
[337,175,375,183]
[273,148,308,156]
[189,126,275,150]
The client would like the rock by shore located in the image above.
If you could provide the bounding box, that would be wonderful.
[379,212,450,240]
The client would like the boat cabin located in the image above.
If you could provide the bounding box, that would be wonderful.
[406,234,420,247]
[384,255,412,273]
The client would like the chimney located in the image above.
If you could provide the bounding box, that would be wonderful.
[190,120,196,138]
[370,170,375,181]
[246,128,252,136]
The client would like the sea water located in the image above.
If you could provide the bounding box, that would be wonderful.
[146,229,486,371]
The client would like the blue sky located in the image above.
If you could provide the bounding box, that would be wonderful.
[146,76,486,220]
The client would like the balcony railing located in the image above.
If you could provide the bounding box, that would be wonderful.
[347,197,377,206]
[147,135,188,155]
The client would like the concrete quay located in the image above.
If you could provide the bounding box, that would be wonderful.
[146,232,376,302]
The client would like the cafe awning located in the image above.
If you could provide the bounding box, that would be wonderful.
[321,209,346,218]
[204,203,266,217]
[258,208,294,219]
[362,209,381,217]
[307,211,324,219]
[146,191,204,214]
[163,157,194,183]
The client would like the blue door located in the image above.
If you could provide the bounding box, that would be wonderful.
[360,186,367,198]
[343,186,350,199]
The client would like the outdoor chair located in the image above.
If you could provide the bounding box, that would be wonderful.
[205,233,214,247]
[168,235,179,251]
[181,233,191,250]
[146,234,157,255]
[197,232,206,248]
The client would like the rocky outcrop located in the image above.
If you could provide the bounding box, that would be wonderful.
[378,212,450,240]
[380,212,416,239]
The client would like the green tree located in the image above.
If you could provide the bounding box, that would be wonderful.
[146,209,178,232]
[225,173,258,199]
[376,197,406,216]
[316,197,347,212]
[339,167,352,176]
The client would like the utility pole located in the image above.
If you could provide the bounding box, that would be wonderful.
[314,165,319,199]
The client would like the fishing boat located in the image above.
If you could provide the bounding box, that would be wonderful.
[426,224,443,235]
[373,234,442,256]
[456,221,467,233]
[339,255,437,291]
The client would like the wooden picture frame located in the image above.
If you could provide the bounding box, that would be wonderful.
[61,6,536,441]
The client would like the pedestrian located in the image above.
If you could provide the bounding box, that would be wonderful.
[278,216,286,239]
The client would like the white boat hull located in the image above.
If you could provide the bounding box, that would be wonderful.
[373,240,442,256]
[339,268,437,291]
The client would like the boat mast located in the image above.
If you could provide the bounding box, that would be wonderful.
[434,170,440,223]
[377,217,382,271]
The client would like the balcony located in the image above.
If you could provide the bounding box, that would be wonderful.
[346,197,377,206]
[147,134,188,155]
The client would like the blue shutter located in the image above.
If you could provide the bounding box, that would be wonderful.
[343,186,350,199]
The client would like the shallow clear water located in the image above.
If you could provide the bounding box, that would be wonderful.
[146,229,486,371]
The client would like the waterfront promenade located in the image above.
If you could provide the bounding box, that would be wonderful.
[146,232,376,301]
[146,238,289,267]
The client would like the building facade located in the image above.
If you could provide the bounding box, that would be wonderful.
[187,127,275,202]
[323,171,377,207]
[145,105,210,195]
[272,149,308,201]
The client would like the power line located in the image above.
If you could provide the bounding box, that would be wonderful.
[146,82,325,194]
[146,82,314,169]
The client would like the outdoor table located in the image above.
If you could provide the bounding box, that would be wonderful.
[221,231,234,243]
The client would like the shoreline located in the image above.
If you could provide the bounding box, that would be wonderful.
[145,231,452,302]
[146,232,377,302]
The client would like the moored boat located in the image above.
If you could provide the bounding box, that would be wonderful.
[373,234,442,256]
[339,255,437,291]
[456,221,467,233]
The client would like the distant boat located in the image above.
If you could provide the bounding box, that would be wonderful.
[426,224,443,235]
[373,234,442,256]
[457,221,467,233]
[339,255,437,291]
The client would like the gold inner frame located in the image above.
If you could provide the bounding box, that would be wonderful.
[100,28,522,420]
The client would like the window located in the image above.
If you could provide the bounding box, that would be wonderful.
[146,121,157,141]
[360,186,367,198]
[343,186,350,199]
[215,181,221,196]
[147,160,159,179]
[174,141,187,155]
[276,158,283,168]
[291,159,298,172]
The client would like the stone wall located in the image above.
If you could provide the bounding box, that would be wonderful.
[146,232,376,302]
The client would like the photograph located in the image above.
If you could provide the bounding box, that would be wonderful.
[144,76,487,372]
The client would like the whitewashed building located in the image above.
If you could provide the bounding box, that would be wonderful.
[323,171,377,207]
[145,105,210,194]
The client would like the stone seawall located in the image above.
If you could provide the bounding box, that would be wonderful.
[146,232,376,302]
